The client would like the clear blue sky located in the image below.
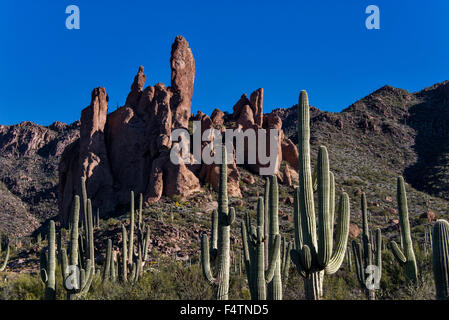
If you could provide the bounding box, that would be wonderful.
[0,0,448,126]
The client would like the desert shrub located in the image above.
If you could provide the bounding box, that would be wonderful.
[0,273,44,300]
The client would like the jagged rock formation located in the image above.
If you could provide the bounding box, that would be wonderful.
[58,36,202,225]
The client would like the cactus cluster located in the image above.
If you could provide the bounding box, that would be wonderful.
[351,193,382,300]
[201,146,236,300]
[289,90,350,300]
[114,191,151,283]
[60,195,95,299]
[389,176,418,285]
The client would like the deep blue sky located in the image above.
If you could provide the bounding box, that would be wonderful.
[1,1,448,126]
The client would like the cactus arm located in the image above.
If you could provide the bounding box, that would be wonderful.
[0,244,9,272]
[227,207,236,225]
[87,199,95,270]
[211,209,218,253]
[45,221,56,300]
[329,171,335,226]
[103,239,112,282]
[396,176,418,283]
[391,241,406,264]
[293,187,303,253]
[282,241,292,280]
[361,193,371,268]
[352,240,365,286]
[375,228,382,275]
[201,234,216,284]
[138,193,143,229]
[61,248,69,279]
[81,177,88,242]
[143,224,150,262]
[325,193,350,274]
[317,146,331,268]
[264,177,270,269]
[128,191,135,265]
[121,224,128,281]
[432,219,449,300]
[39,248,48,282]
[265,234,281,283]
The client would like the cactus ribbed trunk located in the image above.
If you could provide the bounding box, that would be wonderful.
[216,148,230,300]
[200,146,235,300]
[45,221,56,300]
[128,191,135,266]
[267,175,282,300]
[432,219,449,300]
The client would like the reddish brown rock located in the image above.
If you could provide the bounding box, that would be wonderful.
[125,66,146,107]
[281,138,299,171]
[420,210,436,223]
[242,175,255,185]
[211,108,225,126]
[282,164,292,187]
[236,105,255,130]
[250,88,263,127]
[349,223,361,238]
[79,88,115,212]
[232,94,250,119]
[59,36,203,224]
[170,36,195,129]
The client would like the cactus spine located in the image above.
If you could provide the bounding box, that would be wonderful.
[290,90,350,300]
[241,196,281,300]
[432,219,449,300]
[389,176,418,284]
[201,146,235,300]
[40,220,56,300]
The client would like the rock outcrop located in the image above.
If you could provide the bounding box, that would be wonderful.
[58,36,205,224]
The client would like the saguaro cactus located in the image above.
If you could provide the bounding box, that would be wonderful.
[60,195,94,299]
[40,220,56,300]
[351,193,382,300]
[201,146,235,300]
[0,237,9,272]
[353,227,382,300]
[128,191,135,266]
[432,219,449,300]
[290,90,350,300]
[241,197,281,300]
[267,175,283,299]
[389,176,418,284]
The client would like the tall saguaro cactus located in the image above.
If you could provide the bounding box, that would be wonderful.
[432,219,449,300]
[389,176,418,284]
[241,197,281,300]
[40,220,56,300]
[267,175,283,299]
[201,146,236,300]
[290,90,350,300]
